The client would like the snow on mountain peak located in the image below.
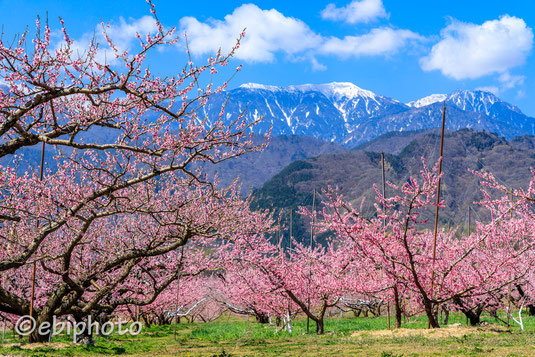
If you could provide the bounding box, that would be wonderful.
[239,82,378,101]
[239,83,282,91]
[206,81,535,147]
[407,94,447,108]
[446,89,524,116]
[448,90,498,105]
[290,82,377,101]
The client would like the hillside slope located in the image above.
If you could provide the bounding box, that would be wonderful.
[252,129,535,243]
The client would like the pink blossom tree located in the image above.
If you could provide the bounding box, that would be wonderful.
[222,222,365,334]
[137,275,224,326]
[319,159,535,328]
[0,2,270,342]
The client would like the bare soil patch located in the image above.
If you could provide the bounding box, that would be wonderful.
[351,324,510,339]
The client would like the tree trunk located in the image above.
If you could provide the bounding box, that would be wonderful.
[315,318,324,334]
[443,307,450,325]
[393,285,402,328]
[516,285,535,316]
[72,315,95,345]
[424,299,440,328]
[30,311,54,343]
[464,309,481,326]
[30,327,50,343]
[453,297,482,326]
[255,312,269,324]
[141,314,151,328]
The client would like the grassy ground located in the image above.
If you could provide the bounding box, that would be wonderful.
[0,312,534,356]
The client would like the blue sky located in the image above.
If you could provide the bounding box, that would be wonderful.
[2,0,535,115]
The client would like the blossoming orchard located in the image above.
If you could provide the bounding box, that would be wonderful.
[1,1,535,354]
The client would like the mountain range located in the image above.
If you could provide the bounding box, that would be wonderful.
[202,82,535,146]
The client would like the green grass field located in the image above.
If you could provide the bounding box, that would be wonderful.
[1,312,534,356]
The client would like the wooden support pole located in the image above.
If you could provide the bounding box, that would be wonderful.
[429,101,446,328]
[174,277,180,340]
[381,153,387,227]
[310,189,316,248]
[1,278,5,346]
[467,206,471,235]
[307,189,316,334]
[381,152,392,329]
[278,220,282,256]
[289,209,293,251]
[507,280,511,328]
[29,141,45,343]
[387,301,391,329]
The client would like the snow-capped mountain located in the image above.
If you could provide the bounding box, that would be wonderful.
[407,94,447,108]
[447,90,517,115]
[285,82,405,124]
[202,82,535,146]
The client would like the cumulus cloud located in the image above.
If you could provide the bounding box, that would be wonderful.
[179,4,421,64]
[319,27,424,58]
[60,16,158,65]
[420,15,533,80]
[179,4,322,62]
[321,0,388,24]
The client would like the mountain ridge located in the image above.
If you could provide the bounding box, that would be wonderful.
[202,82,535,147]
[251,129,535,243]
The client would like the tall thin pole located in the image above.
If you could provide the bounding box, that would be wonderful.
[1,313,5,346]
[387,302,391,329]
[510,192,514,217]
[174,277,180,341]
[277,218,282,255]
[381,153,387,227]
[429,102,446,328]
[275,219,282,260]
[381,153,391,329]
[1,277,5,346]
[467,206,471,236]
[289,210,293,251]
[306,189,316,334]
[29,141,45,343]
[310,189,316,248]
[507,280,511,328]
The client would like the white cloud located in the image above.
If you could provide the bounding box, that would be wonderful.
[59,16,158,65]
[179,4,421,65]
[179,4,322,63]
[103,16,159,51]
[474,72,526,96]
[475,86,500,95]
[310,57,327,71]
[321,0,388,24]
[498,72,525,90]
[420,15,533,80]
[319,27,423,58]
